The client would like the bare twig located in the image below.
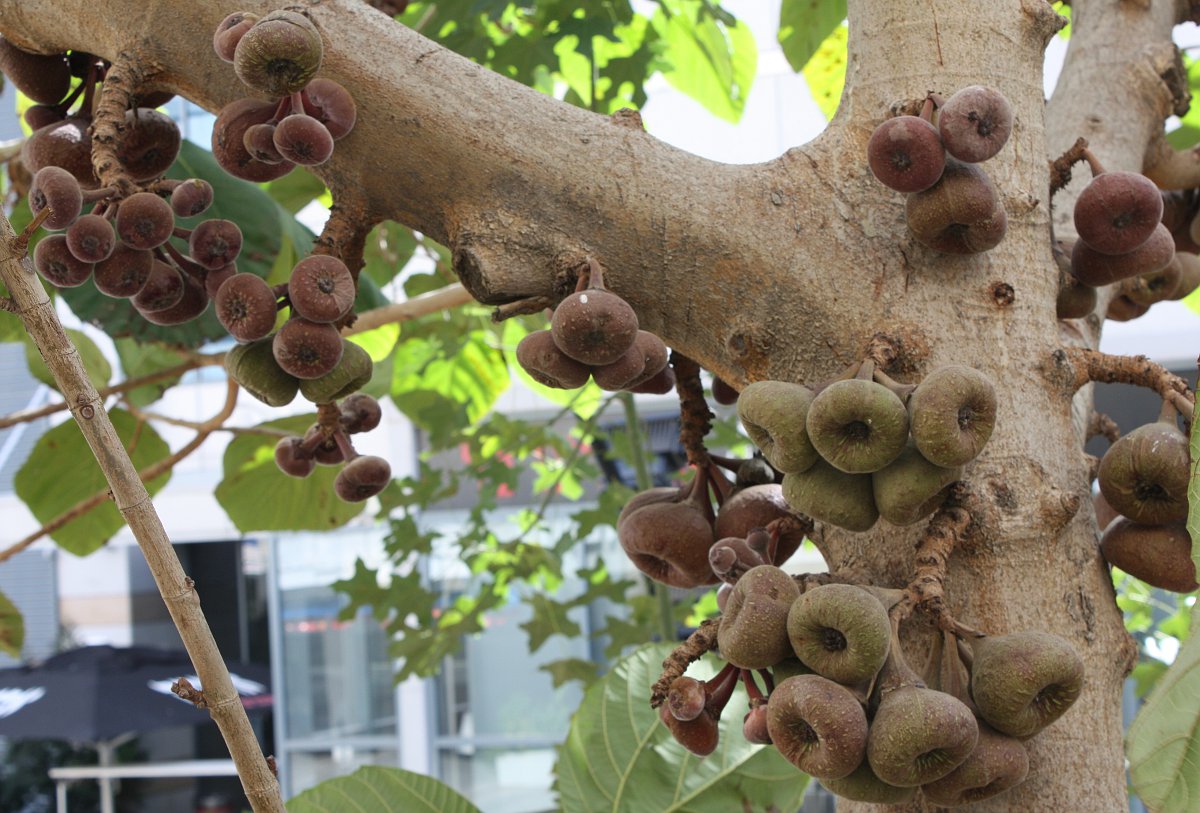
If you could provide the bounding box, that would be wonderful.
[1049,137,1090,196]
[0,378,238,565]
[0,354,222,431]
[0,211,285,813]
[650,618,720,708]
[1060,347,1194,415]
[343,283,475,335]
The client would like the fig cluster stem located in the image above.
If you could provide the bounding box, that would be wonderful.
[0,210,286,813]
[650,618,719,708]
[671,352,714,467]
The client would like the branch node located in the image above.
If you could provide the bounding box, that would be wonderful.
[172,677,208,709]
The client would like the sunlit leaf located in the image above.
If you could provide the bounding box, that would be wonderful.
[652,0,757,124]
[802,23,847,121]
[13,409,171,555]
[554,644,808,813]
[778,0,846,72]
[289,765,482,813]
[113,338,191,407]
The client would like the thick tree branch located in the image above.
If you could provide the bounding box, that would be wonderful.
[0,212,285,813]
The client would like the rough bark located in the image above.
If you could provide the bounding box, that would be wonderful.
[0,0,1188,810]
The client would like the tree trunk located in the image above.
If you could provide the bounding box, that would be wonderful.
[0,0,1185,810]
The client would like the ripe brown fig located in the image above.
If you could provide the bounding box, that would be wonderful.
[289,255,356,323]
[666,676,706,722]
[938,86,1013,163]
[272,114,335,166]
[139,275,210,326]
[516,329,591,389]
[33,234,93,288]
[93,245,153,298]
[658,702,719,757]
[617,474,717,588]
[1100,519,1198,593]
[115,192,175,250]
[216,273,278,342]
[1074,170,1164,255]
[117,108,182,183]
[340,393,383,434]
[65,214,116,263]
[212,98,296,183]
[713,483,805,566]
[272,318,344,380]
[1120,257,1182,306]
[1070,223,1174,287]
[906,159,1006,254]
[550,287,639,366]
[301,78,358,140]
[0,38,70,104]
[29,166,83,230]
[22,117,100,189]
[189,220,244,271]
[767,675,869,780]
[131,260,185,313]
[867,114,946,193]
[213,11,259,63]
[274,436,316,478]
[334,455,392,502]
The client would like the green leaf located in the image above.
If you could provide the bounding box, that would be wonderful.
[0,589,23,658]
[542,657,601,689]
[263,169,328,214]
[214,414,365,532]
[1127,603,1200,812]
[522,592,583,652]
[554,644,809,813]
[802,23,847,121]
[778,0,846,72]
[391,330,511,427]
[113,339,191,407]
[13,409,171,556]
[289,765,483,813]
[23,329,111,392]
[652,0,757,124]
[0,311,23,343]
[361,221,419,289]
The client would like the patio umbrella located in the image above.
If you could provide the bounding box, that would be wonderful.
[0,645,272,813]
[0,644,272,741]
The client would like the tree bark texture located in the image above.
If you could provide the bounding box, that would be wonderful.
[0,0,1190,810]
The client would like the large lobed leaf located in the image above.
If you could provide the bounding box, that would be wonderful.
[1125,397,1200,811]
[214,414,365,532]
[13,408,171,555]
[288,765,482,813]
[554,644,808,813]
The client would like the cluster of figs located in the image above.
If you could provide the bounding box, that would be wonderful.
[664,573,1084,806]
[211,9,388,501]
[867,86,1012,254]
[737,360,997,532]
[516,261,675,394]
[1094,400,1198,593]
[1058,150,1200,321]
[5,39,239,324]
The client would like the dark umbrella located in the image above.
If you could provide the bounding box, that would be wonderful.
[0,644,272,742]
